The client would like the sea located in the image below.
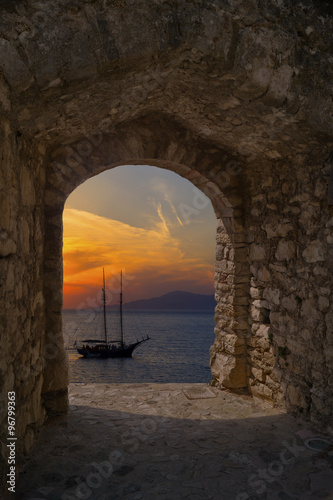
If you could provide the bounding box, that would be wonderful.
[62,309,215,384]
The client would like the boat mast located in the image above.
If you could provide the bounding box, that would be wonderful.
[120,270,124,347]
[102,268,107,344]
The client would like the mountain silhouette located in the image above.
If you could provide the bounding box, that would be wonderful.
[108,290,216,311]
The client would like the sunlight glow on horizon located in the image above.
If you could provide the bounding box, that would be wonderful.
[62,166,216,309]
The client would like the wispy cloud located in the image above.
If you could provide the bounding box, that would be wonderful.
[150,177,184,229]
[164,193,184,227]
[154,200,171,237]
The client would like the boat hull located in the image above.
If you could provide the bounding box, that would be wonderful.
[77,339,149,359]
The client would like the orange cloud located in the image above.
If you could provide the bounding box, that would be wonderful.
[63,208,214,309]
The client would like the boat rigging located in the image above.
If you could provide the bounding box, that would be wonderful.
[76,269,150,358]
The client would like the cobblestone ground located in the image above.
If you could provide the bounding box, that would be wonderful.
[15,384,333,500]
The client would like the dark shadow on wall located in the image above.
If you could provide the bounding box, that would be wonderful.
[312,0,333,16]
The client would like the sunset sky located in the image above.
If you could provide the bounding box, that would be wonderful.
[63,165,216,309]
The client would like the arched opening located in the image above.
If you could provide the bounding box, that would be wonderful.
[62,164,217,383]
[41,113,251,414]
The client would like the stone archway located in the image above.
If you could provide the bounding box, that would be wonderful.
[1,1,333,493]
[42,113,252,414]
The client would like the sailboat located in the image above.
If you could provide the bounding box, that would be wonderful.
[76,269,151,358]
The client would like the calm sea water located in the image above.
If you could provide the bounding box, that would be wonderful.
[62,309,215,383]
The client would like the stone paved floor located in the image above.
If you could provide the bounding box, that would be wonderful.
[15,383,333,500]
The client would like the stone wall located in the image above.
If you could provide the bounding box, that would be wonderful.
[1,0,333,494]
[0,117,48,492]
[211,149,333,428]
[245,154,333,426]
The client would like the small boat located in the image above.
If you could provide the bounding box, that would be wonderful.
[76,269,150,358]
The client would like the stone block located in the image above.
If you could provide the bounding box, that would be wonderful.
[210,350,247,388]
[244,57,273,93]
[313,265,327,276]
[250,287,261,299]
[262,222,293,238]
[250,303,270,322]
[281,296,297,313]
[301,300,321,324]
[256,337,271,351]
[256,325,270,338]
[251,366,265,382]
[325,311,333,336]
[257,266,271,282]
[287,384,307,408]
[263,287,280,305]
[20,168,36,207]
[302,240,326,263]
[0,192,10,231]
[314,177,327,198]
[0,237,16,257]
[5,259,16,290]
[251,208,260,216]
[318,296,329,312]
[0,74,10,110]
[275,239,295,261]
[21,219,30,254]
[215,245,224,261]
[233,316,250,331]
[0,38,34,91]
[250,383,273,401]
[269,263,287,273]
[233,296,249,306]
[250,305,261,322]
[224,333,246,355]
[252,299,270,309]
[249,243,266,261]
[265,64,293,106]
[215,259,235,273]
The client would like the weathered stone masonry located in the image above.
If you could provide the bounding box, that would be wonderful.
[1,0,333,492]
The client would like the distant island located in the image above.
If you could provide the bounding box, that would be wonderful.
[107,290,216,311]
